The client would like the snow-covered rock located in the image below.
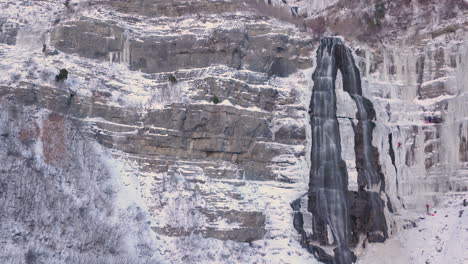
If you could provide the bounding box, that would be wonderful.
[0,0,466,263]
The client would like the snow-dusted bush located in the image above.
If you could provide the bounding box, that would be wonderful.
[168,74,178,84]
[55,68,68,82]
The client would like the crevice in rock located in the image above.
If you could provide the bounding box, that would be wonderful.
[388,133,397,174]
[388,132,399,202]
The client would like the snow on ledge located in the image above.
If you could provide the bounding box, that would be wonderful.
[413,93,456,106]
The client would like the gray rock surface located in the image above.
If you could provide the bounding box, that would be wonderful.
[0,19,18,45]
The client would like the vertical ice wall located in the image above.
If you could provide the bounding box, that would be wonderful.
[293,37,390,264]
[308,37,354,264]
[334,42,389,244]
[360,35,468,209]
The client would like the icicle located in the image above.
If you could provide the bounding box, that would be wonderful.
[122,30,131,67]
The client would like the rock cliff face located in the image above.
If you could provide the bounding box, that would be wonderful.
[0,0,467,264]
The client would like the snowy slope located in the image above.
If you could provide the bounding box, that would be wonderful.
[359,193,468,264]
